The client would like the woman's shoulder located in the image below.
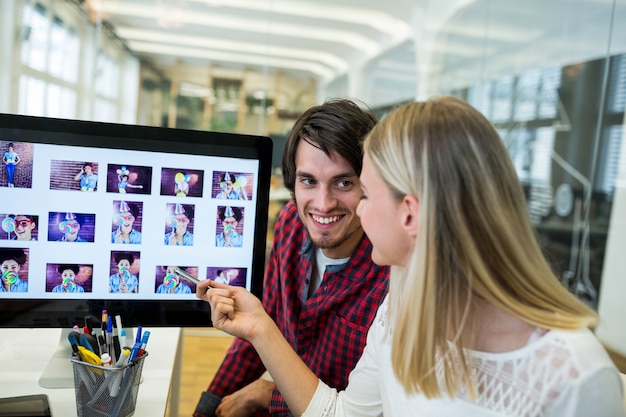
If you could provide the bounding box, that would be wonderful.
[471,328,617,381]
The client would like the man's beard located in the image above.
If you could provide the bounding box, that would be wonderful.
[307,223,362,250]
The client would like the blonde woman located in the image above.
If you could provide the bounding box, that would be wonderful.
[198,96,624,416]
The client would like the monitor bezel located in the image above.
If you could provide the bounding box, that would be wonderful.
[0,113,272,328]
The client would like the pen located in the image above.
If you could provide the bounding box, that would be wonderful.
[106,316,114,362]
[138,330,150,356]
[175,267,200,284]
[135,325,142,346]
[128,341,142,362]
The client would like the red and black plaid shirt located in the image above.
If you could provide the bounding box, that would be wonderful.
[206,200,389,416]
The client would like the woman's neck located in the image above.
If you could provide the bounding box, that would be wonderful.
[461,298,540,353]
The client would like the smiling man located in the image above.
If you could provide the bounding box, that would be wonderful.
[194,99,390,417]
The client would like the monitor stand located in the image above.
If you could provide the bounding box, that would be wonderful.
[38,328,74,389]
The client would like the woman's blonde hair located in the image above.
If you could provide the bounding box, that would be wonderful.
[363,96,597,399]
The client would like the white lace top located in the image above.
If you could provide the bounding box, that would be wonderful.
[304,296,624,417]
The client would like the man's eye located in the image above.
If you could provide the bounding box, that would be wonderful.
[300,178,315,186]
[336,180,353,188]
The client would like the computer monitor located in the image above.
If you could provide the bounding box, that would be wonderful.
[0,113,273,387]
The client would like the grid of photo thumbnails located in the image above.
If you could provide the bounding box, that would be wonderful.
[1,140,258,296]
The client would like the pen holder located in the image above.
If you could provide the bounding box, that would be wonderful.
[70,352,148,417]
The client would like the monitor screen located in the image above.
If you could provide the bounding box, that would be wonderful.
[0,113,272,329]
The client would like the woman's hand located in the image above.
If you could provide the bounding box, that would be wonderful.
[196,279,269,342]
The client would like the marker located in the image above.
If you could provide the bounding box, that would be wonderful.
[98,334,107,354]
[120,328,128,348]
[115,315,124,338]
[109,349,131,397]
[112,334,121,360]
[101,310,108,334]
[114,348,131,367]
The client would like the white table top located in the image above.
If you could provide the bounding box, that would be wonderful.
[0,327,181,417]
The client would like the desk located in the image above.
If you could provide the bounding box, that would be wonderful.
[0,327,182,417]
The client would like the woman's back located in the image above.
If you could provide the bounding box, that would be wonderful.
[314,298,624,417]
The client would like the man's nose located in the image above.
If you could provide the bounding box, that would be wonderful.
[314,187,337,211]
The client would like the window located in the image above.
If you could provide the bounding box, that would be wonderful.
[18,2,80,118]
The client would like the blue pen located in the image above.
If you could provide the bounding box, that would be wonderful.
[135,325,142,344]
[138,330,150,356]
[128,341,142,363]
[106,316,114,362]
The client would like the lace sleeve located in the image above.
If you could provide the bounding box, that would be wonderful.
[302,380,339,417]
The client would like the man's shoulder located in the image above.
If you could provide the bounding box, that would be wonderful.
[274,201,302,230]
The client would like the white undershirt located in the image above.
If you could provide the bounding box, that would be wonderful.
[309,248,349,299]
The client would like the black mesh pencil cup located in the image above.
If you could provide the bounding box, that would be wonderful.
[70,352,148,417]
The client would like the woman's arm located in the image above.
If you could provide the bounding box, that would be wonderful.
[197,279,320,416]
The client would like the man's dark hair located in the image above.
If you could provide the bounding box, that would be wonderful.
[282,98,377,193]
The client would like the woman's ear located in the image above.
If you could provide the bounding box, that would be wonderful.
[401,195,419,238]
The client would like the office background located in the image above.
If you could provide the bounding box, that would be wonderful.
[1,0,625,374]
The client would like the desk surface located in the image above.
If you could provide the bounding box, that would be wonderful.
[0,327,181,417]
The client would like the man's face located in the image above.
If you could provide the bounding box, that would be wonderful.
[64,220,81,241]
[15,216,35,240]
[293,139,363,259]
